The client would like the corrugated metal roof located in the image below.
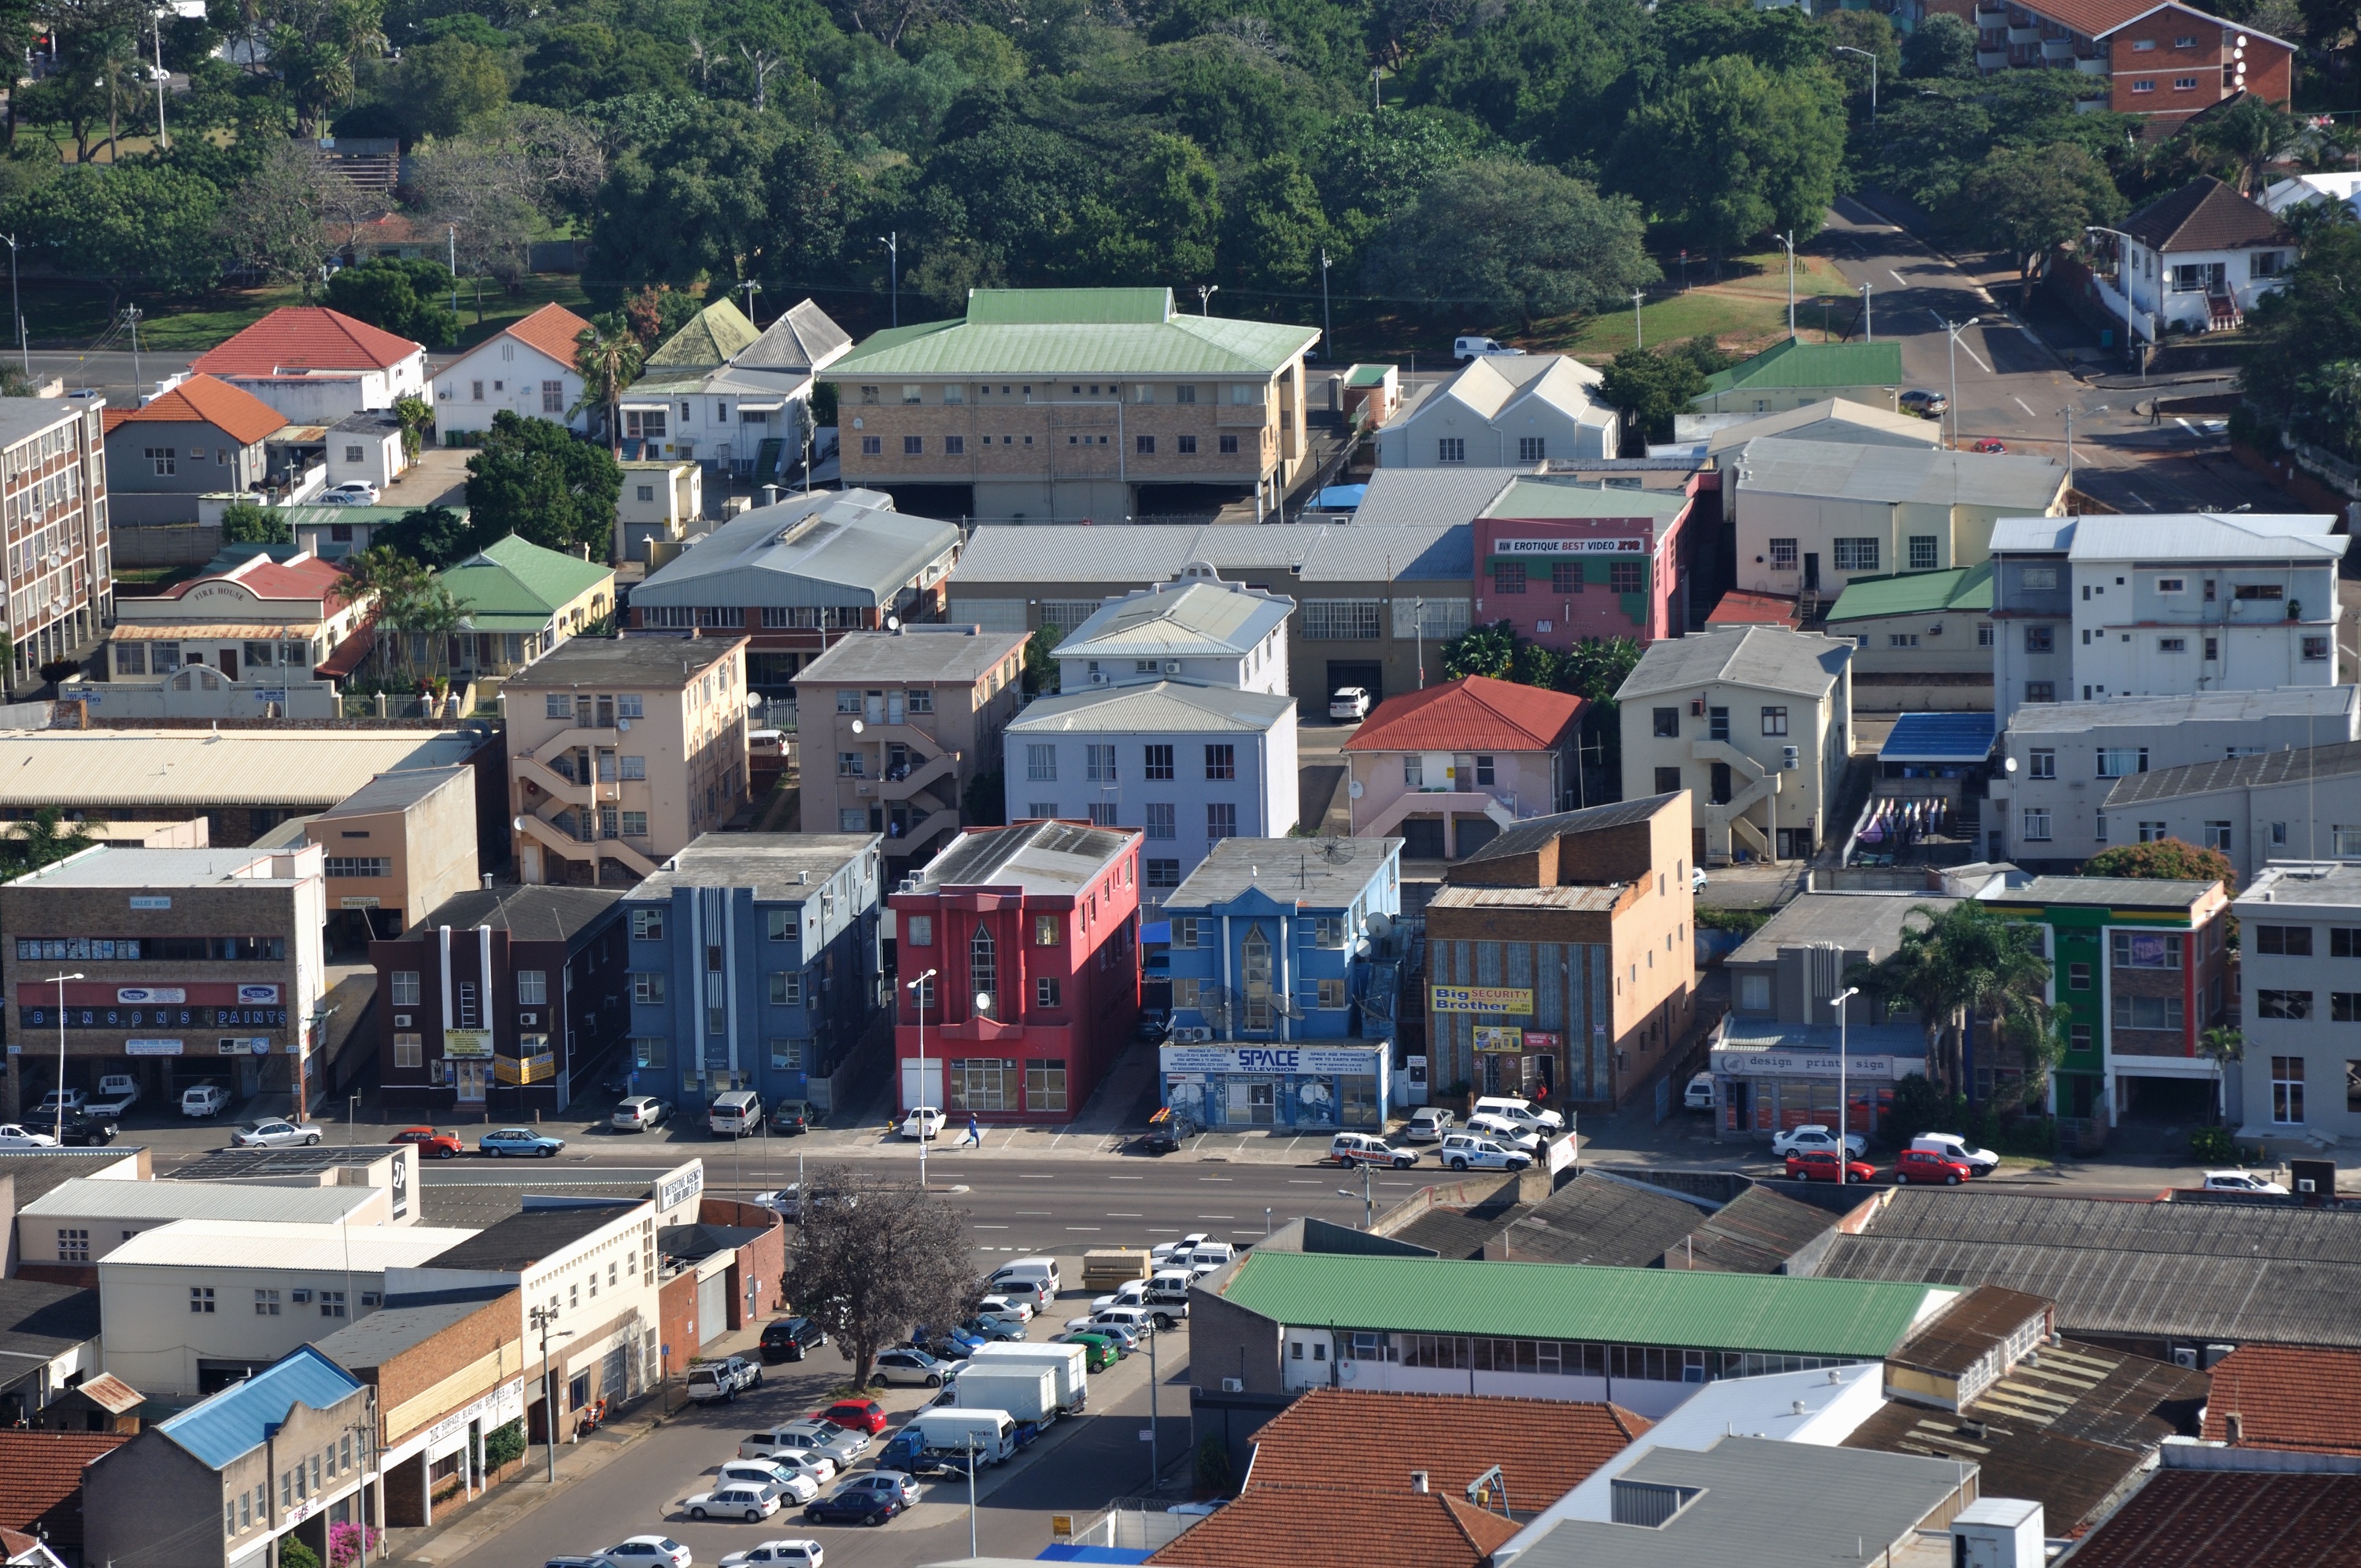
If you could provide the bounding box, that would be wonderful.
[635,489,960,608]
[1734,437,2067,509]
[1458,795,1680,866]
[2062,511,2345,563]
[795,627,1029,685]
[1702,399,1941,459]
[2104,738,2361,807]
[0,729,483,811]
[99,1220,478,1271]
[1484,478,1689,522]
[831,290,1318,378]
[1214,1250,1956,1356]
[1057,581,1295,661]
[1825,563,1993,623]
[1428,883,1625,913]
[1990,515,2076,552]
[1727,892,1959,965]
[1993,876,2219,909]
[630,832,876,903]
[22,1178,379,1224]
[948,522,1470,590]
[1005,682,1292,735]
[2001,685,2358,734]
[1350,469,1527,528]
[442,534,614,626]
[1881,712,1997,763]
[1616,626,1851,702]
[1164,836,1399,909]
[1702,338,1905,393]
[911,819,1136,895]
[156,1346,364,1469]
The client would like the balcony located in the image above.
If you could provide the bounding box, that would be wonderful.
[515,754,612,810]
[2007,24,2041,41]
[878,749,963,803]
[515,810,658,879]
[1974,3,2008,21]
[2041,36,2078,59]
[2076,54,2108,73]
[1977,49,2010,68]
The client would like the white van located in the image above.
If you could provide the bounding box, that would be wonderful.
[710,1090,763,1138]
[1472,1095,1564,1134]
[1454,335,1527,362]
[989,1257,1062,1297]
[180,1083,227,1118]
[911,1408,1016,1465]
[1330,1132,1417,1169]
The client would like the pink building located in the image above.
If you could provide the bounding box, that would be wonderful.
[1343,675,1584,861]
[890,820,1142,1124]
[1472,474,1700,649]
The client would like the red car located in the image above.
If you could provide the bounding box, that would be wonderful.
[811,1399,888,1435]
[1973,439,2008,454]
[390,1126,464,1159]
[1785,1149,1875,1184]
[1893,1148,1975,1186]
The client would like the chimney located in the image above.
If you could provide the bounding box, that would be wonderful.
[1410,1471,1428,1494]
[2226,1412,2244,1445]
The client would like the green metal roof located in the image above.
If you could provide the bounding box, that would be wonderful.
[1824,563,1993,624]
[830,289,1320,379]
[1487,478,1691,522]
[440,533,612,630]
[1217,1251,1955,1357]
[1701,338,1905,394]
[647,301,760,369]
[1345,364,1392,387]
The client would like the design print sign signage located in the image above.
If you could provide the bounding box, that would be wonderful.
[1709,1049,1908,1080]
[1161,1046,1383,1075]
[1430,985,1534,1016]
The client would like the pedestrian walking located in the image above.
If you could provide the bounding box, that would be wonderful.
[963,1112,983,1147]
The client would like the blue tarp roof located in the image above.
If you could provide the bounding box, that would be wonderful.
[1037,1549,1155,1563]
[155,1345,363,1470]
[1879,712,1997,764]
[1315,485,1367,510]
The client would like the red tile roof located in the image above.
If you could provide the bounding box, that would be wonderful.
[112,374,286,446]
[190,307,422,376]
[0,1430,128,1547]
[501,302,597,367]
[2016,0,2149,38]
[1343,674,1584,754]
[1146,1485,1522,1568]
[1706,590,1801,629]
[2203,1345,2361,1455]
[163,552,355,612]
[1241,1389,1646,1500]
[2064,1470,2361,1568]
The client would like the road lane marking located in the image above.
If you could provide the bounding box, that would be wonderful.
[1019,1174,1055,1179]
[1065,1226,1102,1231]
[1199,1177,1234,1182]
[1889,269,1910,286]
[1198,1216,1236,1219]
[1108,1175,1144,1181]
[974,1224,1008,1229]
[2126,489,2153,507]
[1014,1210,1051,1216]
[1108,1212,1143,1218]
[1286,1179,1317,1184]
[2012,397,2036,416]
[1956,335,1992,373]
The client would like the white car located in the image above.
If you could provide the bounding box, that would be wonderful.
[1909,1132,2000,1176]
[1151,1232,1211,1264]
[1771,1124,1866,1160]
[718,1460,826,1497]
[597,1539,691,1568]
[180,1083,228,1118]
[1328,686,1371,721]
[0,1123,60,1149]
[2203,1169,2290,1194]
[1092,1280,1151,1313]
[612,1095,670,1131]
[1472,1096,1563,1134]
[901,1106,946,1141]
[35,1088,85,1115]
[1690,865,1709,892]
[1454,334,1527,361]
[1067,1305,1155,1337]
[319,481,379,504]
[232,1119,322,1148]
[870,1348,959,1388]
[1404,1107,1454,1142]
[1683,1072,1715,1112]
[1437,1133,1530,1171]
[1462,1113,1541,1153]
[720,1544,822,1568]
[987,1277,1052,1309]
[686,1484,785,1523]
[977,1293,1033,1323]
[743,1423,865,1467]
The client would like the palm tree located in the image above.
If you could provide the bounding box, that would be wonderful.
[2200,94,2300,196]
[343,548,467,685]
[1850,904,1966,1090]
[573,320,645,457]
[1851,902,2052,1097]
[1,808,107,880]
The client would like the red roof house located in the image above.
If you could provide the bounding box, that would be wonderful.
[187,307,429,423]
[1342,675,1586,858]
[0,1431,129,1554]
[430,301,598,439]
[2201,1345,2361,1456]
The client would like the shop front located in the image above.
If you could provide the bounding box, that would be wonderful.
[1160,1043,1390,1131]
[1711,1022,1925,1142]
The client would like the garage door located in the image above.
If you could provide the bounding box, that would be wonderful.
[1402,817,1446,859]
[697,1271,730,1345]
[1456,817,1500,858]
[1327,661,1384,709]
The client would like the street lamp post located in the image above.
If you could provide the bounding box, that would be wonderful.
[2,233,22,374]
[908,968,937,1192]
[1777,232,1798,338]
[1337,1164,1374,1229]
[1197,284,1219,316]
[44,972,80,1142]
[1833,45,1877,122]
[878,233,900,327]
[2084,225,2141,371]
[738,279,763,329]
[1833,985,1860,1165]
[527,1304,573,1483]
[1859,282,1873,344]
[1631,292,1645,350]
[1929,312,1980,450]
[1318,249,1332,356]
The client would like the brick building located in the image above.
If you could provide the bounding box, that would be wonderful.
[0,1430,129,1559]
[312,1290,526,1529]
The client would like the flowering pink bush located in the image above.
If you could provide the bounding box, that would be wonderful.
[327,1521,379,1567]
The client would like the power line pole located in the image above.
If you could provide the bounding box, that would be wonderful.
[1318,249,1332,357]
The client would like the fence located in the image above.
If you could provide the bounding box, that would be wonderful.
[1059,1500,1198,1551]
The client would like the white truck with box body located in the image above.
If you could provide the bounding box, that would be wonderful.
[941,1366,1059,1426]
[966,1341,1088,1414]
[911,1409,1017,1465]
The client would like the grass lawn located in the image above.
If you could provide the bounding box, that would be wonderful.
[1541,248,1864,360]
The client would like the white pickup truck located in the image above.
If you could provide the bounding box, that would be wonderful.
[86,1075,139,1120]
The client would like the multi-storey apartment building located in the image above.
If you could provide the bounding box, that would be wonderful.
[826,287,1321,522]
[1896,0,2293,121]
[2,393,109,696]
[500,633,752,886]
[1053,572,1293,695]
[1987,512,2348,728]
[792,625,1029,882]
[2232,861,2361,1144]
[1343,675,1586,861]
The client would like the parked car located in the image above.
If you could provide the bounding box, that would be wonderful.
[914,1323,985,1360]
[319,481,379,504]
[901,1107,947,1141]
[1461,1113,1541,1153]
[481,1127,566,1157]
[1330,1131,1417,1169]
[1682,1072,1715,1112]
[812,1399,889,1435]
[688,1356,763,1402]
[2203,1169,2290,1194]
[1064,1326,1128,1359]
[1067,1307,1154,1342]
[1690,865,1709,892]
[741,1422,864,1467]
[768,1101,812,1135]
[0,1123,59,1149]
[1893,1149,1975,1186]
[977,1294,1033,1324]
[35,1089,86,1116]
[87,1074,138,1117]
[595,1539,690,1567]
[1403,1107,1454,1142]
[1784,1149,1875,1184]
[1328,686,1371,721]
[753,1184,854,1221]
[760,1318,829,1363]
[1436,1133,1531,1171]
[1899,389,1948,417]
[718,1461,823,1500]
[612,1096,670,1132]
[1972,438,2008,454]
[963,1314,1028,1341]
[53,1110,118,1146]
[1770,1123,1866,1160]
[1472,1095,1565,1134]
[179,1083,228,1118]
[833,1474,919,1508]
[233,1119,321,1148]
[803,1490,900,1528]
[988,1276,1053,1309]
[1909,1133,2000,1176]
[868,1349,957,1389]
[391,1126,465,1158]
[719,1543,822,1568]
[1150,1234,1209,1264]
[685,1485,783,1523]
[1454,334,1526,361]
[1060,1332,1118,1372]
[1130,1127,1183,1156]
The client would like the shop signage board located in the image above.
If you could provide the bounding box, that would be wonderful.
[1709,1050,1909,1080]
[442,1030,493,1059]
[1160,1045,1384,1075]
[1429,986,1534,1016]
[1472,1027,1524,1053]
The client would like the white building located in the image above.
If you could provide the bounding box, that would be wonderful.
[1729,438,2067,609]
[2233,861,2361,1144]
[18,1178,399,1268]
[429,303,596,441]
[1616,626,1854,864]
[1051,568,1293,695]
[2101,740,2361,886]
[187,307,429,424]
[2106,175,2293,338]
[1373,355,1616,468]
[620,300,852,482]
[95,1219,479,1396]
[1989,686,2359,866]
[1988,511,2348,728]
[1004,683,1297,900]
[1674,398,1942,465]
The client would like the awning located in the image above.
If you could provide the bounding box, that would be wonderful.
[1140,921,1172,944]
[109,622,323,640]
[1879,712,1997,765]
[316,622,376,679]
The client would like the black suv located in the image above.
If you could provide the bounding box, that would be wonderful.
[760,1315,828,1363]
[54,1110,118,1146]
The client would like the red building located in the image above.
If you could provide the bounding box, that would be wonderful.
[1901,0,2292,124]
[1471,474,1701,652]
[890,820,1142,1125]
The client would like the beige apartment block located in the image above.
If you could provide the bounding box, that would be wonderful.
[501,633,752,887]
[297,765,480,939]
[793,625,1029,880]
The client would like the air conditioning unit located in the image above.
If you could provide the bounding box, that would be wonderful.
[1164,660,1183,674]
[1174,1026,1214,1044]
[2171,1347,2199,1370]
[1782,745,1800,770]
[1221,1377,1245,1393]
[519,1013,538,1025]
[1091,672,1110,685]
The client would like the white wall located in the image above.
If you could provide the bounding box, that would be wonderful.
[2065,561,2340,702]
[434,341,586,437]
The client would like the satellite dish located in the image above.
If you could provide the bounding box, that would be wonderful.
[1365,911,1395,939]
[975,992,994,1015]
[745,692,763,712]
[1317,835,1354,864]
[886,615,902,631]
[512,816,527,833]
[1347,780,1365,799]
[851,719,865,734]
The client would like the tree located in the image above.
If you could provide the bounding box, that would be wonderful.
[2197,94,2297,196]
[622,285,700,350]
[464,410,623,557]
[1362,157,1657,331]
[1818,10,1897,114]
[0,807,107,880]
[2240,226,2361,461]
[219,138,339,288]
[1598,340,1722,447]
[783,1168,982,1385]
[323,258,460,346]
[374,504,477,568]
[1956,142,2124,286]
[6,163,228,304]
[1901,13,1978,79]
[389,35,510,139]
[393,394,434,461]
[342,545,466,682]
[221,501,291,544]
[1221,154,1325,290]
[1851,901,2050,1095]
[573,322,644,456]
[1020,624,1059,694]
[2082,837,2236,888]
[1440,620,1517,681]
[1069,131,1221,285]
[1613,55,1845,256]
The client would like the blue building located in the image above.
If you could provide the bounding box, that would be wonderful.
[1156,836,1405,1131]
[620,832,883,1114]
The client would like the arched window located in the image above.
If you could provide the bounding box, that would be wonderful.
[1242,926,1273,1031]
[971,924,998,1016]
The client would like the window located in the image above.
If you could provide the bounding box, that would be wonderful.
[2258,990,2313,1020]
[2204,821,2233,850]
[2028,749,2056,780]
[1438,437,1465,463]
[2335,994,2361,1023]
[860,436,881,456]
[1889,633,1919,648]
[2305,636,2331,662]
[2131,78,2155,91]
[1034,914,1061,946]
[1769,539,1798,571]
[2270,926,2322,957]
[1027,1060,1070,1111]
[970,924,998,1012]
[2022,809,2052,842]
[1492,563,1527,595]
[900,914,932,950]
[2112,930,2184,968]
[255,1289,280,1316]
[1035,976,1062,1009]
[320,1290,346,1319]
[1978,624,1993,647]
[2139,821,2168,843]
[116,643,146,675]
[1908,536,1939,571]
[1653,766,1682,794]
[1832,538,1879,572]
[1146,802,1176,839]
[622,810,648,837]
[633,972,666,1003]
[2097,747,2148,778]
[1552,562,1580,594]
[2274,1057,2307,1123]
[1403,754,1424,787]
[2132,35,2156,46]
[2156,636,2188,655]
[2024,625,2054,653]
[837,751,864,777]
[1026,802,1058,820]
[2174,76,2198,89]
[2025,681,2056,704]
[2113,993,2185,1030]
[2068,961,2091,991]
[1135,435,1155,456]
[515,970,548,1005]
[1147,858,1180,889]
[903,436,923,456]
[1208,802,1238,841]
[56,1227,87,1262]
[1219,434,1238,455]
[1317,977,1348,1009]
[770,972,804,1005]
[145,446,176,475]
[394,1032,421,1068]
[948,1057,1016,1112]
[941,434,965,456]
[1027,743,1058,781]
[1761,707,1787,736]
[1653,708,1680,738]
[1087,743,1117,783]
[1517,437,1546,462]
[1132,743,1177,784]
[1205,744,1236,780]
[391,970,421,1006]
[1608,560,1643,595]
[190,1287,214,1313]
[2235,583,2285,601]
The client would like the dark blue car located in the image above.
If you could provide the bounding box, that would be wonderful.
[804,1489,903,1527]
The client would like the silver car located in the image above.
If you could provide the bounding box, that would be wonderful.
[612,1096,670,1131]
[232,1119,321,1148]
